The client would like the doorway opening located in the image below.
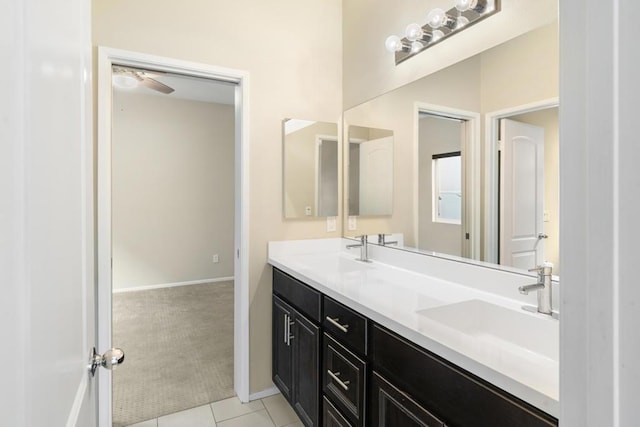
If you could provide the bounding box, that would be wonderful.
[414,104,481,260]
[97,48,250,427]
[485,99,559,273]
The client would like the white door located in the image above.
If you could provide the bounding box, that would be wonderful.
[359,136,393,215]
[499,119,545,270]
[1,0,98,425]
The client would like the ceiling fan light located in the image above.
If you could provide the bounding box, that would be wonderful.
[112,74,138,89]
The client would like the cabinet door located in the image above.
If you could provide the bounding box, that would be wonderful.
[370,372,445,427]
[292,311,321,426]
[324,397,353,427]
[273,295,294,401]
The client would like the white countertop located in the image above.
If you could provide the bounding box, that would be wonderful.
[268,238,559,418]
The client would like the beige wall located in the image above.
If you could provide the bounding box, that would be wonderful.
[111,92,235,290]
[342,0,558,108]
[93,0,343,394]
[510,108,560,274]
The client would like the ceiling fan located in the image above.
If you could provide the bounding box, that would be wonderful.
[112,66,175,94]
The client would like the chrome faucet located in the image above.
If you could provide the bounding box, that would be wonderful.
[346,235,371,262]
[519,262,554,316]
[377,234,398,246]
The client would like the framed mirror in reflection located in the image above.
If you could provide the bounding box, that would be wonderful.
[342,20,560,277]
[347,126,394,217]
[283,119,338,218]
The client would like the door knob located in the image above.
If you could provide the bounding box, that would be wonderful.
[537,233,548,239]
[89,347,125,377]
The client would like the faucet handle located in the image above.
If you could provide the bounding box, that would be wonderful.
[528,262,554,276]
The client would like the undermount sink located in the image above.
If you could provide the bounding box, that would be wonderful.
[416,299,558,362]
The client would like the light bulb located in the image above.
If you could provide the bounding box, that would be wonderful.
[405,23,424,42]
[454,0,477,11]
[426,8,446,29]
[410,41,424,54]
[431,30,444,42]
[385,35,403,52]
[456,16,470,28]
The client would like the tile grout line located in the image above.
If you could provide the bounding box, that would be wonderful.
[260,397,278,427]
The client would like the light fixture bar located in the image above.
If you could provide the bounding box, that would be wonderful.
[388,0,500,65]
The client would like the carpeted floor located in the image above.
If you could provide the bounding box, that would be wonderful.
[112,281,235,427]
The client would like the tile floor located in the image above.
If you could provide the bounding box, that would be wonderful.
[126,393,304,427]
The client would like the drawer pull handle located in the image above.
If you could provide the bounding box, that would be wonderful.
[327,370,350,391]
[326,316,349,333]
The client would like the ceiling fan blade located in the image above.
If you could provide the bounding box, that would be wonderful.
[138,76,175,94]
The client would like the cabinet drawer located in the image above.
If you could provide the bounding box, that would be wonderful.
[323,334,366,427]
[273,268,322,323]
[323,396,353,427]
[370,372,445,427]
[371,324,558,427]
[323,296,367,355]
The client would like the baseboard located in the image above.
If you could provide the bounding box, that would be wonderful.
[249,386,280,401]
[113,277,234,294]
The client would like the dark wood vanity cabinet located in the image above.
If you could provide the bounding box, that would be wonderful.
[273,269,322,426]
[370,372,444,427]
[272,268,558,427]
[370,324,558,427]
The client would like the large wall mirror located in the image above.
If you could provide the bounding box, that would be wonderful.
[283,119,339,218]
[342,18,559,277]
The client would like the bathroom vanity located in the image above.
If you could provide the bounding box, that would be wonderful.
[269,238,559,427]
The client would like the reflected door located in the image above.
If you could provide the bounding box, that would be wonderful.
[500,119,544,270]
[359,136,393,215]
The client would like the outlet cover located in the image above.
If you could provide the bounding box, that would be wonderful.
[327,216,337,232]
[305,206,312,216]
[212,254,219,263]
[348,216,357,231]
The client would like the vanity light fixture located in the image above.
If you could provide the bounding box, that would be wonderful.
[385,0,500,65]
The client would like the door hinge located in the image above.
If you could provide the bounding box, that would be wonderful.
[465,233,470,240]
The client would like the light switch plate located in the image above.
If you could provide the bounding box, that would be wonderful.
[327,216,337,232]
[348,216,357,231]
[544,210,550,222]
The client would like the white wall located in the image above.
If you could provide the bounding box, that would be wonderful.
[112,92,234,290]
[560,0,640,424]
[93,0,343,394]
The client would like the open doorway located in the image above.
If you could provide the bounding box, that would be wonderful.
[484,100,559,274]
[97,48,250,427]
[110,68,236,426]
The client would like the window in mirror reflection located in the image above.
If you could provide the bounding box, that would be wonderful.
[432,152,462,224]
[283,119,339,218]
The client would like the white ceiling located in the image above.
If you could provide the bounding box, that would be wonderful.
[112,68,236,105]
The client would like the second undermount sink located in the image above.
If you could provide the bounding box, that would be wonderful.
[416,299,558,362]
